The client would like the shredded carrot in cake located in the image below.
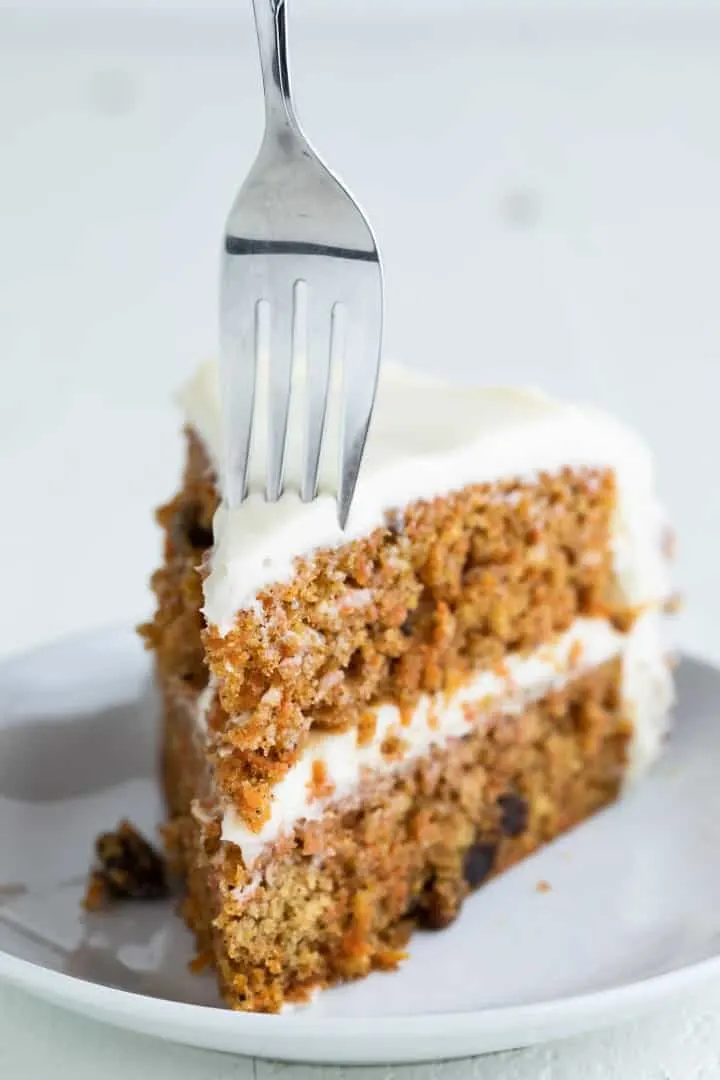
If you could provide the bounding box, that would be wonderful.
[307,759,336,803]
[399,704,414,728]
[356,710,378,747]
[568,640,584,669]
[380,732,410,763]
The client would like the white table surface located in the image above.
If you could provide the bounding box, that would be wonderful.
[1,6,720,1076]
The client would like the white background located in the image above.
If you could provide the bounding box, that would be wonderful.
[1,3,720,1076]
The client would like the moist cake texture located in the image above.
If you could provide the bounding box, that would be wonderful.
[141,361,673,1012]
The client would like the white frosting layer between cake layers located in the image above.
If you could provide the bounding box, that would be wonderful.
[180,362,670,635]
[208,612,672,871]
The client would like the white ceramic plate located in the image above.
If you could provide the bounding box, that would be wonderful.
[0,631,719,1064]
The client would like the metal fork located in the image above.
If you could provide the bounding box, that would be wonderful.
[219,0,383,529]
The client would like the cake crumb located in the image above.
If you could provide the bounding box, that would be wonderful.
[83,872,108,912]
[536,879,551,894]
[83,820,169,910]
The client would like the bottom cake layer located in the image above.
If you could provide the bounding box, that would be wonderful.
[162,658,634,1013]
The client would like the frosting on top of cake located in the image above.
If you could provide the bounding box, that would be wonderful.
[180,360,669,634]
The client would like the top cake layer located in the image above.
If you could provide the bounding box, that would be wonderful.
[181,361,668,636]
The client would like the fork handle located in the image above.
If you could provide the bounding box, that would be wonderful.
[252,0,300,136]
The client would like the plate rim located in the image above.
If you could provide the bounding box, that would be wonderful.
[2,939,720,1061]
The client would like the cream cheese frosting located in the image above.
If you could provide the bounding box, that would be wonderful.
[180,361,669,635]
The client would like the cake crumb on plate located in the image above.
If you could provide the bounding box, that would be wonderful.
[83,820,169,910]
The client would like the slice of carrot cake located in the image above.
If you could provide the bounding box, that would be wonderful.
[141,361,674,1013]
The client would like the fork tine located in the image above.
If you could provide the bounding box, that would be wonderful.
[301,294,335,503]
[219,266,261,507]
[264,277,296,502]
[338,267,383,528]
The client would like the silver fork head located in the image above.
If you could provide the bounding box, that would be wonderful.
[218,0,383,529]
